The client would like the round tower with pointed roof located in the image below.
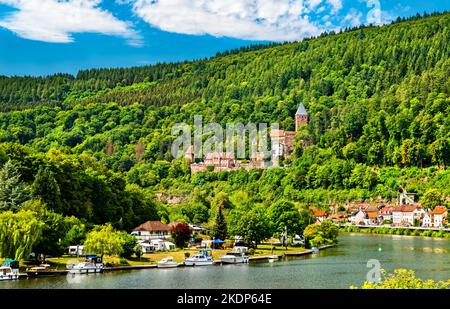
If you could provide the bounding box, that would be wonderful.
[295,102,308,132]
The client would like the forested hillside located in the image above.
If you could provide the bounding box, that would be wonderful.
[0,12,449,231]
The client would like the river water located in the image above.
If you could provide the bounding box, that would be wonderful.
[2,233,450,289]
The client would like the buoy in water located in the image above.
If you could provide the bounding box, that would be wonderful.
[378,247,382,252]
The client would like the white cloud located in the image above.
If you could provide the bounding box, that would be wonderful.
[326,0,342,14]
[342,8,363,27]
[0,0,141,45]
[130,0,330,41]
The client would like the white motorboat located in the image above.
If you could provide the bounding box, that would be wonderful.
[0,260,19,281]
[68,255,103,274]
[184,249,214,266]
[220,246,249,264]
[311,247,319,254]
[157,257,179,268]
[267,255,279,262]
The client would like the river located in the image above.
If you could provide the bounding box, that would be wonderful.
[2,233,450,289]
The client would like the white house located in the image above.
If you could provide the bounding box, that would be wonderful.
[68,245,84,256]
[132,221,172,241]
[422,213,432,227]
[432,206,448,228]
[137,239,176,253]
[379,206,394,222]
[351,210,366,225]
[392,205,420,226]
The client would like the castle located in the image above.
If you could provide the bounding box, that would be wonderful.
[187,102,308,173]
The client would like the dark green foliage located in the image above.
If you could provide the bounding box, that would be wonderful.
[212,205,227,241]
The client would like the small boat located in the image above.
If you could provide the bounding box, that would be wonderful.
[184,249,214,266]
[0,260,19,281]
[157,257,179,268]
[68,255,103,274]
[267,255,279,262]
[311,247,319,254]
[26,264,68,277]
[220,246,249,264]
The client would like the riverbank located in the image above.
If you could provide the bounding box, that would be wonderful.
[340,225,450,238]
[7,234,449,289]
[38,245,309,270]
[24,244,323,273]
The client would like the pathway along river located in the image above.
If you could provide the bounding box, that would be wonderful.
[2,233,450,289]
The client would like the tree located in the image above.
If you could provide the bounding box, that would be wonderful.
[212,205,227,241]
[83,224,124,259]
[0,210,43,260]
[33,209,70,259]
[354,269,450,289]
[0,160,29,211]
[119,231,137,259]
[268,200,306,237]
[420,189,443,209]
[170,221,192,248]
[31,167,62,213]
[63,218,86,247]
[303,220,339,247]
[228,205,271,247]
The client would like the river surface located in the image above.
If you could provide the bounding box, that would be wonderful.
[2,233,450,289]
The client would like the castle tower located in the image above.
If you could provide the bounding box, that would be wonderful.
[295,102,308,132]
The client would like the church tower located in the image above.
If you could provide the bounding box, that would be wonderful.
[295,102,308,132]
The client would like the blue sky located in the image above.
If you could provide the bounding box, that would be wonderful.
[0,0,449,76]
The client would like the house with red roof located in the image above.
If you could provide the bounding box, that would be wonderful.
[392,204,423,227]
[431,206,448,228]
[313,210,328,223]
[131,220,172,240]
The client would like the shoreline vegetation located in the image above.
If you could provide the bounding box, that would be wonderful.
[340,226,450,238]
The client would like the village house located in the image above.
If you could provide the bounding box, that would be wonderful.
[431,206,448,228]
[379,205,394,222]
[392,204,422,227]
[313,210,327,223]
[131,220,172,241]
[422,212,433,227]
[349,204,379,225]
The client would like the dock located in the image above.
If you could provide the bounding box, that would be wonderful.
[104,264,157,271]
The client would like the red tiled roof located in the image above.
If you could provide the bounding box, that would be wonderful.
[392,204,419,213]
[431,206,448,215]
[133,221,171,232]
[380,206,394,215]
[368,212,378,219]
[314,210,327,217]
[364,206,378,213]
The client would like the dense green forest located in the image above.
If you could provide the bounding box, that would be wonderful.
[0,12,450,258]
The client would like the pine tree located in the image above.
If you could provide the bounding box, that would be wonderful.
[0,160,29,211]
[212,205,227,241]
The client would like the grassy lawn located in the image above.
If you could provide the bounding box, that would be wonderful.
[253,244,306,256]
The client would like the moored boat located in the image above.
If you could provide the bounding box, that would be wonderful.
[68,255,103,274]
[311,247,319,254]
[26,264,68,277]
[157,257,179,268]
[0,260,19,281]
[184,249,214,266]
[220,246,249,264]
[267,255,279,262]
